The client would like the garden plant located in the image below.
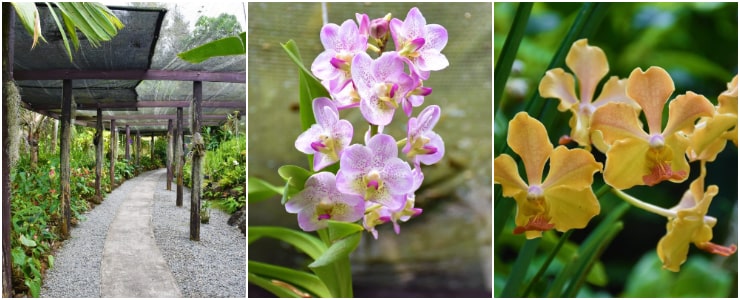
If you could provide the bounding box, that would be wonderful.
[494,3,738,297]
[248,7,449,297]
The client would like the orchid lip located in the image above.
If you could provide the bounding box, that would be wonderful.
[422,145,438,155]
[310,141,326,152]
[318,213,331,221]
[330,57,348,69]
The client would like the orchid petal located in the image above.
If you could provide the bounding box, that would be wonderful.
[592,76,635,109]
[542,146,602,191]
[626,66,675,135]
[663,92,714,136]
[507,112,552,185]
[539,68,579,112]
[566,39,608,104]
[493,154,528,198]
[366,133,398,163]
[591,102,649,145]
[312,97,339,127]
[544,186,600,233]
[602,138,651,190]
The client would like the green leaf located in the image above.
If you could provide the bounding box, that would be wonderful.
[281,40,329,131]
[248,260,331,298]
[178,32,246,63]
[309,231,361,297]
[248,272,302,298]
[672,256,731,297]
[501,237,540,297]
[11,2,47,47]
[327,220,363,242]
[48,255,55,269]
[494,2,532,111]
[248,226,326,260]
[25,278,40,298]
[277,165,313,188]
[247,176,282,203]
[20,234,37,247]
[11,248,26,266]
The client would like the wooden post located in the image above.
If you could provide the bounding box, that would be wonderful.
[2,4,15,296]
[109,119,117,188]
[136,131,141,166]
[94,108,103,203]
[176,108,183,206]
[60,79,73,239]
[166,119,173,190]
[190,81,203,241]
[150,133,154,161]
[125,124,130,161]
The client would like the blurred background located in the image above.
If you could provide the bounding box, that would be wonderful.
[495,2,738,297]
[248,2,492,297]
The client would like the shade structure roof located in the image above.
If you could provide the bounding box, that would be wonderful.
[11,3,246,134]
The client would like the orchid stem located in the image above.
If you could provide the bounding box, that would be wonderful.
[611,189,717,226]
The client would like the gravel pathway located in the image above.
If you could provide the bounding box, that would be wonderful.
[40,168,246,298]
[151,169,246,297]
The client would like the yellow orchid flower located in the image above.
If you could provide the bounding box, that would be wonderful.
[591,66,715,190]
[684,75,738,162]
[657,164,737,272]
[494,112,602,239]
[539,38,637,149]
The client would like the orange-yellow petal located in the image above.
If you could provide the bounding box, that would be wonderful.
[626,67,675,135]
[567,110,592,148]
[718,74,738,115]
[657,214,696,272]
[592,76,636,109]
[543,186,600,233]
[663,92,715,136]
[507,112,553,184]
[602,137,651,190]
[566,39,608,104]
[591,102,649,145]
[493,154,528,198]
[688,115,736,161]
[539,68,579,112]
[542,146,602,191]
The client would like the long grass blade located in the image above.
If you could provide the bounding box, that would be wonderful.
[494,2,533,111]
[500,237,541,297]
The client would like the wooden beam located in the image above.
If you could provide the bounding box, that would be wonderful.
[14,69,246,83]
[191,81,203,241]
[60,79,73,239]
[95,114,233,121]
[76,101,245,110]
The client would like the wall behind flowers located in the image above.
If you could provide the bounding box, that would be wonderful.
[248,2,492,297]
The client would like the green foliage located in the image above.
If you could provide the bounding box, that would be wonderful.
[184,130,246,214]
[623,252,732,297]
[178,32,245,64]
[188,13,243,43]
[13,2,124,62]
